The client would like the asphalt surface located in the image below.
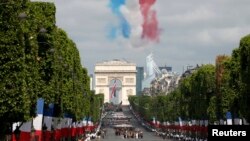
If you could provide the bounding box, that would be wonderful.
[98,106,172,141]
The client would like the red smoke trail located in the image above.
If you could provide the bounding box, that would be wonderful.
[139,0,160,42]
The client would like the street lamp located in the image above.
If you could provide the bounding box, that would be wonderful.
[30,122,36,141]
[0,2,28,21]
[18,12,27,20]
[38,39,67,118]
[5,125,12,141]
[14,127,21,141]
[39,27,47,33]
[37,41,53,46]
[42,123,47,141]
[7,11,28,141]
[51,125,55,141]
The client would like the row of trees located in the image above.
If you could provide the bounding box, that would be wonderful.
[129,64,215,123]
[0,0,103,138]
[129,34,250,124]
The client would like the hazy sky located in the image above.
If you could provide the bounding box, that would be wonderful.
[46,0,250,74]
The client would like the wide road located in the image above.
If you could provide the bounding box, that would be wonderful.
[99,106,172,141]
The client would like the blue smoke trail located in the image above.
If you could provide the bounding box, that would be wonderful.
[108,25,117,39]
[109,0,131,39]
[109,0,125,13]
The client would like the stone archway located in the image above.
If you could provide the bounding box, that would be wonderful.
[94,59,136,105]
[109,79,122,105]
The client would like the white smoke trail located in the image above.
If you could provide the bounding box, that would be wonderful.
[120,0,145,48]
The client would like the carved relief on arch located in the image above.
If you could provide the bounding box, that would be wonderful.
[109,78,122,88]
[99,89,104,94]
[126,89,133,96]
[108,77,123,85]
[97,78,106,84]
[125,78,134,83]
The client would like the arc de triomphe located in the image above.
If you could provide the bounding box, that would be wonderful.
[94,59,136,105]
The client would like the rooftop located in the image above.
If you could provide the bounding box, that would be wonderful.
[96,59,135,66]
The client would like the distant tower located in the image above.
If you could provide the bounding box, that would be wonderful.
[136,67,144,95]
[142,53,161,89]
[146,54,154,77]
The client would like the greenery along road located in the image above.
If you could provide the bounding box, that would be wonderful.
[1,0,250,140]
[0,1,102,138]
[129,34,250,124]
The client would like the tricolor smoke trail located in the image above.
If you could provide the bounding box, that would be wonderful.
[108,0,160,47]
[109,0,131,38]
[140,0,159,41]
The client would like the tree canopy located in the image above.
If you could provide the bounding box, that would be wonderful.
[0,1,99,136]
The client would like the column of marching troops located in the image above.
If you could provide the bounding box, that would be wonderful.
[114,128,143,139]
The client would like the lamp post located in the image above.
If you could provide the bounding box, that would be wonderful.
[38,39,68,141]
[18,12,27,20]
[30,121,36,141]
[19,13,48,141]
[39,28,47,33]
[0,2,28,21]
[11,11,28,141]
[14,127,21,141]
[42,123,47,141]
[1,0,28,135]
[51,125,55,141]
[5,125,12,141]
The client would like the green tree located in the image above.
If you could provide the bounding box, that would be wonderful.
[239,34,250,122]
[0,0,36,137]
[186,65,216,120]
[179,76,192,119]
[90,93,104,123]
[0,1,92,137]
[217,55,241,122]
[226,49,242,121]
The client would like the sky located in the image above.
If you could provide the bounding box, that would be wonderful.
[39,0,250,74]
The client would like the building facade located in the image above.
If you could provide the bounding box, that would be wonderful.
[159,66,172,72]
[94,59,136,105]
[89,74,94,91]
[142,53,162,90]
[136,67,144,95]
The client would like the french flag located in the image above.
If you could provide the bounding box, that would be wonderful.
[12,121,32,141]
[61,117,72,139]
[53,117,62,141]
[42,116,52,141]
[43,103,54,141]
[82,117,87,126]
[32,98,45,141]
[71,122,77,138]
[110,79,117,98]
[78,121,84,136]
[12,98,44,141]
[60,118,66,139]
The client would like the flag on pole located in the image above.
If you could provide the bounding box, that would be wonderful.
[178,117,183,126]
[226,112,232,125]
[111,79,117,98]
